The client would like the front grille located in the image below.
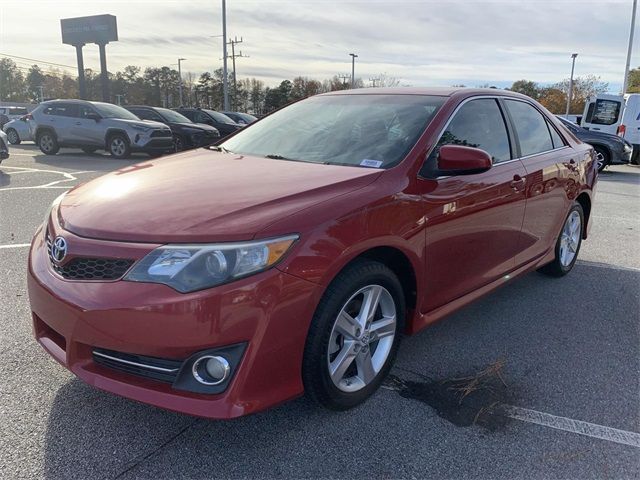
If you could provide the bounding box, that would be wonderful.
[151,129,172,138]
[93,348,182,383]
[46,234,134,280]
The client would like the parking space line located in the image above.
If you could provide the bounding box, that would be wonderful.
[0,243,31,249]
[500,405,640,448]
[0,165,78,191]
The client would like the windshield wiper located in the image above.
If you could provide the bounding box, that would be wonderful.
[207,145,233,153]
[264,154,292,160]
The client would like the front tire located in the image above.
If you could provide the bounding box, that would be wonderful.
[6,128,20,145]
[539,203,584,277]
[302,260,405,410]
[173,134,185,152]
[594,146,609,173]
[37,131,59,155]
[107,134,130,159]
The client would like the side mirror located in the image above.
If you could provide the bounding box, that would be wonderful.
[437,145,492,175]
[86,113,101,122]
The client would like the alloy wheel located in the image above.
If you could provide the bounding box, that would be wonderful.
[7,129,19,144]
[327,284,396,393]
[40,135,54,152]
[111,137,126,157]
[595,151,605,172]
[559,210,581,267]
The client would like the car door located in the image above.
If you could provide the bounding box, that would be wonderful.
[70,105,103,146]
[420,97,528,311]
[502,99,577,267]
[45,103,78,143]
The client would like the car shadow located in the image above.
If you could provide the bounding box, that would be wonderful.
[0,169,10,187]
[42,262,640,479]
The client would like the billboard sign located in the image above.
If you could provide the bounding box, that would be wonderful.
[61,14,118,46]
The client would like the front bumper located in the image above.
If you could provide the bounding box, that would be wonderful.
[28,222,320,419]
[132,137,174,154]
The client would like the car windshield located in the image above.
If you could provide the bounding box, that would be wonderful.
[203,109,237,125]
[221,94,445,169]
[156,108,192,123]
[93,103,140,120]
[10,107,28,115]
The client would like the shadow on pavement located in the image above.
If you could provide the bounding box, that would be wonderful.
[43,263,640,479]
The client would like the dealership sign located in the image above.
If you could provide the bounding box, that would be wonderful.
[61,14,118,46]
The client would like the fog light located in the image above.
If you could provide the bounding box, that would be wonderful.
[192,355,230,385]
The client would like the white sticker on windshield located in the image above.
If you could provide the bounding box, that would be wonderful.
[360,159,383,168]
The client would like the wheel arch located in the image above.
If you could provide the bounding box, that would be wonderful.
[575,192,592,240]
[104,128,130,149]
[35,126,57,140]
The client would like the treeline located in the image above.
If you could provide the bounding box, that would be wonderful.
[1,57,638,115]
[0,57,370,114]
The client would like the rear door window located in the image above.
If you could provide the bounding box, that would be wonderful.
[44,104,78,117]
[585,99,621,125]
[504,100,553,156]
[431,98,512,164]
[547,121,566,149]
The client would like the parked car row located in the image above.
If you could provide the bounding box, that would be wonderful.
[0,99,255,158]
[556,116,634,172]
[0,106,29,129]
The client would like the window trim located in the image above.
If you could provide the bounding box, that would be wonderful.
[419,95,519,178]
[501,98,571,160]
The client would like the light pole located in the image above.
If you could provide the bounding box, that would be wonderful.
[349,53,358,89]
[221,0,230,110]
[178,58,186,106]
[565,53,578,118]
[622,0,637,94]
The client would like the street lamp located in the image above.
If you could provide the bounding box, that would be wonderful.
[349,53,358,89]
[221,0,229,110]
[178,58,186,106]
[565,53,578,118]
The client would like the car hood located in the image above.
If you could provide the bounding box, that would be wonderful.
[114,118,168,130]
[59,151,383,243]
[173,122,218,133]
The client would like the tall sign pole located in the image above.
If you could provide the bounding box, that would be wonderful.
[622,0,637,94]
[222,0,230,111]
[61,15,117,102]
[565,53,578,118]
[75,45,86,99]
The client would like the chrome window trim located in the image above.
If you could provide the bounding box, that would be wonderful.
[419,95,572,179]
[93,350,179,373]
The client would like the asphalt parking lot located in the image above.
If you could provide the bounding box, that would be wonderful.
[1,143,638,479]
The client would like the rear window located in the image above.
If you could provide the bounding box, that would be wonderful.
[585,99,621,125]
[504,100,554,156]
[42,104,78,117]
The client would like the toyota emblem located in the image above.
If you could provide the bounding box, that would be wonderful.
[51,236,68,263]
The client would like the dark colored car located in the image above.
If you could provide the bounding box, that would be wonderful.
[29,88,597,419]
[174,108,241,138]
[557,116,633,172]
[126,106,220,152]
[0,130,9,163]
[222,111,257,125]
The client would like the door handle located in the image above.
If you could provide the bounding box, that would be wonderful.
[510,175,525,191]
[74,122,81,125]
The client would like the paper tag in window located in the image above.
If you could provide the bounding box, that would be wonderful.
[360,159,383,168]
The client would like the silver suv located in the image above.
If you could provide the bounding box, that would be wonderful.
[31,100,173,158]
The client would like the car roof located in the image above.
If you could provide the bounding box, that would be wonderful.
[319,87,532,101]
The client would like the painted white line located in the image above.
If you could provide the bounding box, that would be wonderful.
[500,405,640,448]
[0,165,78,191]
[0,186,71,191]
[0,243,31,249]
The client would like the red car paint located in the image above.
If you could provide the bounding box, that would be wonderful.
[28,88,597,418]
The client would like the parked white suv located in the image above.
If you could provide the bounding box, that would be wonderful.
[30,100,173,158]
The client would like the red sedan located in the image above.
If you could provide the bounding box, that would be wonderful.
[28,88,597,418]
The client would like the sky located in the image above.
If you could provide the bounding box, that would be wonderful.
[0,0,638,93]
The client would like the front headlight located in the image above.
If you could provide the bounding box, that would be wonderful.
[124,234,299,293]
[131,124,152,132]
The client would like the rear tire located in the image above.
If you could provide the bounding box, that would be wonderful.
[107,134,130,159]
[6,128,20,145]
[539,203,584,277]
[302,260,405,410]
[37,131,59,155]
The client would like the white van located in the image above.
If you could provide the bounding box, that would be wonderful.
[581,94,640,163]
